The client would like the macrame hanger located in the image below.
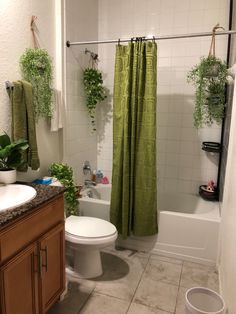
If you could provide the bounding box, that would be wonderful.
[85,49,99,68]
[30,15,40,49]
[208,23,225,57]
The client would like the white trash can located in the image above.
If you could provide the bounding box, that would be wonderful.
[185,287,225,314]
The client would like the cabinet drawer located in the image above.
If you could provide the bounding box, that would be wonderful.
[0,196,64,263]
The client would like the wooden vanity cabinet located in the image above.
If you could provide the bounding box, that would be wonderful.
[0,195,65,314]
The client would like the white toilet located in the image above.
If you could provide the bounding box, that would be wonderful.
[65,215,117,278]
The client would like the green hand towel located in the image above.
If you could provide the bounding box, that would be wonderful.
[8,80,40,171]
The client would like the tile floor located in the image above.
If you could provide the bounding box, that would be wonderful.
[48,247,219,314]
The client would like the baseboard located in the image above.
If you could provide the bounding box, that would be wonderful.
[117,236,216,266]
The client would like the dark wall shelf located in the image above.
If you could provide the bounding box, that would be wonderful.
[202,142,221,153]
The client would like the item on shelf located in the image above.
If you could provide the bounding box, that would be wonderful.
[202,141,221,153]
[101,176,109,184]
[96,170,103,183]
[199,181,218,201]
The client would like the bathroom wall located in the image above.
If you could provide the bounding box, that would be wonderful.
[219,1,236,312]
[97,0,229,194]
[0,0,62,181]
[64,0,98,184]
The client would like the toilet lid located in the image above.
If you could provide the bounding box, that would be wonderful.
[65,216,117,238]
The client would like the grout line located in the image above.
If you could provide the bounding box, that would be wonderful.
[77,282,96,314]
[125,253,151,313]
[173,262,184,314]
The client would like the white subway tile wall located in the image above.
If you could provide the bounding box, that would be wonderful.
[97,0,229,194]
[65,0,98,184]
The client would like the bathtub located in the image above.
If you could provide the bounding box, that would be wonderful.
[79,184,220,265]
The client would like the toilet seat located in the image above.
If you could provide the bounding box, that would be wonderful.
[65,216,117,245]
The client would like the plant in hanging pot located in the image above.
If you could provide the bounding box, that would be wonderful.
[187,55,228,128]
[0,133,29,184]
[83,67,107,131]
[20,48,53,121]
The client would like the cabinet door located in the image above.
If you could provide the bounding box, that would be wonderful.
[39,223,65,313]
[0,243,39,314]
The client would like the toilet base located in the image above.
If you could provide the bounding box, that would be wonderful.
[72,248,103,279]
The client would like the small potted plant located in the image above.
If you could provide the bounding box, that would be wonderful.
[49,163,79,217]
[0,133,29,184]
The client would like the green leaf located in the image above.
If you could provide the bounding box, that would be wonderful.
[0,133,11,149]
[7,151,22,169]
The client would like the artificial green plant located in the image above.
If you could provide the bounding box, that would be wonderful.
[20,48,53,120]
[83,68,107,131]
[0,133,28,170]
[187,56,227,128]
[49,163,78,217]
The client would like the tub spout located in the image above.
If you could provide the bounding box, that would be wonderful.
[84,179,96,187]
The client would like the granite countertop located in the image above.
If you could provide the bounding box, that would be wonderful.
[0,183,65,227]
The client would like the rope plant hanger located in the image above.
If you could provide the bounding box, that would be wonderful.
[187,23,228,128]
[19,16,53,121]
[83,49,107,132]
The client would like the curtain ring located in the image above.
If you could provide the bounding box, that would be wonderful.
[118,38,121,45]
[152,36,155,42]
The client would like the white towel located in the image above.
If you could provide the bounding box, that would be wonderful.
[51,89,63,132]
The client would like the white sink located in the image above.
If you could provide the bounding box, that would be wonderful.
[0,184,37,212]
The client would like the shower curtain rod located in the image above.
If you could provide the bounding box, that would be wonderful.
[66,30,236,47]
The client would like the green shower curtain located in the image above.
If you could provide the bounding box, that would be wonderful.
[110,40,158,238]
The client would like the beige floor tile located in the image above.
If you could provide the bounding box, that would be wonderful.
[180,261,219,291]
[128,302,170,314]
[175,286,188,314]
[144,259,182,285]
[48,281,94,314]
[93,250,147,301]
[150,253,183,265]
[80,293,130,314]
[133,278,178,313]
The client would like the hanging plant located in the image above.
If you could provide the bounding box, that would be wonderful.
[187,55,227,128]
[83,67,107,131]
[187,24,228,128]
[20,48,53,120]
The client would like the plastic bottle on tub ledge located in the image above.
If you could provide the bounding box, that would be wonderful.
[96,170,103,183]
[91,170,97,183]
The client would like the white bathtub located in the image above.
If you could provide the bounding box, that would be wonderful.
[79,185,220,265]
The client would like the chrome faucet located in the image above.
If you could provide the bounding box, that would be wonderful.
[84,179,96,187]
[83,161,96,188]
[83,160,92,175]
